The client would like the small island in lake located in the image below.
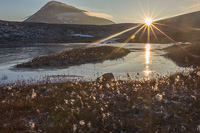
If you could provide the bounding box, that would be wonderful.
[16,46,130,68]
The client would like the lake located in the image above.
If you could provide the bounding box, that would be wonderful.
[0,43,186,84]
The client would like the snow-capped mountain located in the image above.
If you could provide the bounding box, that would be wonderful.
[25,1,115,25]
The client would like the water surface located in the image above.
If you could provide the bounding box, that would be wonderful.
[0,43,185,84]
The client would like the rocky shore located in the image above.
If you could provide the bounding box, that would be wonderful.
[16,46,130,68]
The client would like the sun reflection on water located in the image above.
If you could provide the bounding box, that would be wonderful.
[144,44,152,79]
[145,44,150,64]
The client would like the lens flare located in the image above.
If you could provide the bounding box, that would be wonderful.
[145,18,152,26]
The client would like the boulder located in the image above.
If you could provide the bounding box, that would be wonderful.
[97,73,114,82]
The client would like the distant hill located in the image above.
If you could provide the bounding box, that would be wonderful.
[156,10,200,29]
[24,1,115,25]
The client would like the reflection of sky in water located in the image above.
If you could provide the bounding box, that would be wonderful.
[0,43,187,84]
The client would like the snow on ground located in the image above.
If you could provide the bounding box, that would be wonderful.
[101,38,118,44]
[72,34,93,38]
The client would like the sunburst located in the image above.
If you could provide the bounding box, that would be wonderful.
[84,0,194,62]
[145,18,152,26]
[85,0,183,47]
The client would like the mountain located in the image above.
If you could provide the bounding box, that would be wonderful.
[25,1,115,25]
[156,10,200,29]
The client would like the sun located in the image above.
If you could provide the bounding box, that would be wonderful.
[145,18,152,26]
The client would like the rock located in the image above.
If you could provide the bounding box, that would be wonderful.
[97,73,114,82]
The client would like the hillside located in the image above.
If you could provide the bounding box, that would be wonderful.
[156,10,200,29]
[0,20,137,46]
[25,1,115,25]
[164,43,200,67]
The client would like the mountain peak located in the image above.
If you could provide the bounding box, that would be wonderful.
[42,1,84,12]
[25,1,115,25]
[46,1,62,5]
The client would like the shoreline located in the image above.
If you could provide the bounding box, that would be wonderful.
[164,43,200,67]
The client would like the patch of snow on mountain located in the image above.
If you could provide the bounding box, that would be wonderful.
[57,16,64,21]
[56,13,82,22]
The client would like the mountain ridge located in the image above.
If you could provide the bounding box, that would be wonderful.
[156,10,200,29]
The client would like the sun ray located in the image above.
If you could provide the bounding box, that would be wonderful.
[154,22,174,27]
[115,24,146,51]
[148,26,150,43]
[147,0,150,18]
[149,0,159,19]
[125,14,145,23]
[137,0,147,19]
[86,24,142,47]
[150,9,166,21]
[124,24,146,43]
[150,10,155,20]
[153,22,184,31]
[140,25,147,40]
[85,0,196,63]
[151,24,195,58]
[136,12,147,22]
[152,24,176,42]
[103,24,146,61]
[150,25,159,42]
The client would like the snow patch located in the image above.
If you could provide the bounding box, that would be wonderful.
[56,13,81,23]
[72,34,93,38]
[101,38,118,44]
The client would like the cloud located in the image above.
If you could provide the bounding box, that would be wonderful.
[84,12,113,19]
[73,5,113,19]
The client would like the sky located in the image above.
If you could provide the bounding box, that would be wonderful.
[1,0,200,23]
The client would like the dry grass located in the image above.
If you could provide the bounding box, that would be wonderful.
[0,69,200,132]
